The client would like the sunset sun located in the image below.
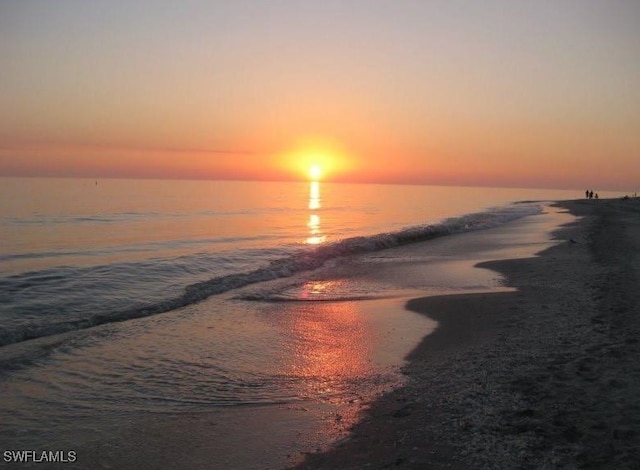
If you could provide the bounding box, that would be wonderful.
[309,165,322,181]
[279,137,356,182]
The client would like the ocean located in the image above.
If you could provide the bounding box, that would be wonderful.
[0,177,607,468]
[0,178,588,347]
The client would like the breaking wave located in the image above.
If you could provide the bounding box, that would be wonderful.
[0,203,541,347]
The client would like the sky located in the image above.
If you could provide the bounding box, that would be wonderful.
[1,0,639,190]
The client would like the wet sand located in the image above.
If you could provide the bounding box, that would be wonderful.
[293,198,640,469]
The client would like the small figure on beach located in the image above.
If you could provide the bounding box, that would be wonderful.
[585,189,589,199]
[595,193,599,200]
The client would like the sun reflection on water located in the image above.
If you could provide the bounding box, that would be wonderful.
[308,181,320,210]
[299,280,335,299]
[306,181,326,245]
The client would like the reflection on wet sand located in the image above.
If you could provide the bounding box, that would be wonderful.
[264,294,436,434]
[271,300,395,404]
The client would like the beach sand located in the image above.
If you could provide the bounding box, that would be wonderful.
[293,198,640,469]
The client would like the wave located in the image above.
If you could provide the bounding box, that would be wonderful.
[0,203,542,348]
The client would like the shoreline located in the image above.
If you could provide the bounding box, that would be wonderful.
[293,198,640,469]
[3,198,637,469]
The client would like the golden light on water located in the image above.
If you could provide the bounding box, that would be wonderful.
[308,181,320,209]
[306,181,326,245]
[306,213,325,245]
[308,214,320,229]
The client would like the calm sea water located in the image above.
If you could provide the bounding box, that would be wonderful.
[0,177,587,348]
[0,177,600,466]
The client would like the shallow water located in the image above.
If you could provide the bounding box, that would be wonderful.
[0,196,574,468]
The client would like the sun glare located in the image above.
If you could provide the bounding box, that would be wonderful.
[309,165,322,181]
[279,137,354,182]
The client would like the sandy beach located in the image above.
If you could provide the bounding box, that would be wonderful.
[293,197,640,469]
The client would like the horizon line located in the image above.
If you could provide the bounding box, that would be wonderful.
[0,173,631,194]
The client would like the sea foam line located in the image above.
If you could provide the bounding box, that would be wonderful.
[0,203,542,348]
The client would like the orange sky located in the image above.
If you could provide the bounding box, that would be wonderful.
[1,1,639,190]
